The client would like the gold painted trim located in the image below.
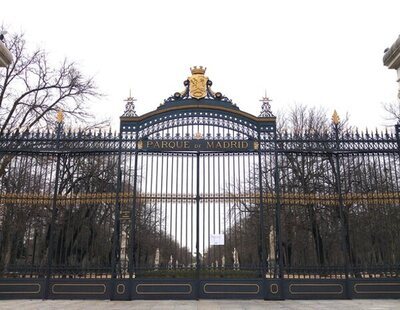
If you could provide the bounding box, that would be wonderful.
[51,283,106,295]
[0,283,41,294]
[120,104,276,123]
[270,283,279,294]
[354,282,400,294]
[4,191,399,207]
[135,283,192,295]
[116,284,125,295]
[203,283,260,294]
[289,283,343,295]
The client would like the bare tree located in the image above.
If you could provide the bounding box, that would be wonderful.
[0,29,100,134]
[0,28,104,183]
[382,101,400,124]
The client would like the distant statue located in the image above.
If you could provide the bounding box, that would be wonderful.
[215,260,219,269]
[175,259,179,269]
[233,248,240,270]
[154,248,160,270]
[268,227,276,269]
[168,255,173,270]
[222,255,226,269]
[119,231,129,274]
[120,231,127,257]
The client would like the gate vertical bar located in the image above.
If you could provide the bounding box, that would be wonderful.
[333,121,351,298]
[257,131,267,285]
[110,131,123,299]
[44,116,63,299]
[273,124,284,297]
[129,132,139,299]
[396,123,400,153]
[195,151,200,299]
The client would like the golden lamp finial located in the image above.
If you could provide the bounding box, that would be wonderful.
[332,110,340,125]
[56,110,64,123]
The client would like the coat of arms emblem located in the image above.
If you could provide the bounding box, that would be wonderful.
[188,66,208,99]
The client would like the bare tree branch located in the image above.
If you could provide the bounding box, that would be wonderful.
[382,101,400,124]
[0,28,102,135]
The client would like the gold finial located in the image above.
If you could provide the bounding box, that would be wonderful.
[56,110,64,123]
[332,110,340,125]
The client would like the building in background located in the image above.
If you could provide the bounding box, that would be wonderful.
[384,35,400,100]
[0,39,12,67]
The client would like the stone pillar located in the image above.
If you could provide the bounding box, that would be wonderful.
[383,35,400,101]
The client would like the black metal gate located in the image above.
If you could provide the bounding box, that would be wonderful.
[115,81,277,298]
[1,68,400,299]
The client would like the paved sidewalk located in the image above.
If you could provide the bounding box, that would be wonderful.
[0,299,400,310]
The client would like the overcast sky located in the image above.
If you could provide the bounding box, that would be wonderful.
[2,0,400,130]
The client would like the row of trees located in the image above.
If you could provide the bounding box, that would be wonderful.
[2,126,398,277]
[216,105,400,275]
[1,28,102,275]
[0,151,194,276]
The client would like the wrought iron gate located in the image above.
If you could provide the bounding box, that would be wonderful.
[1,68,400,299]
[115,74,277,298]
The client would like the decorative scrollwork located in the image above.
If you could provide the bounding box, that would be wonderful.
[122,92,138,117]
[259,93,274,117]
[160,67,237,108]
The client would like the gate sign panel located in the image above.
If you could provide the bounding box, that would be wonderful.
[210,234,225,246]
[137,139,258,152]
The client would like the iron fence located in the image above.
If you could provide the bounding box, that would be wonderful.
[0,98,399,299]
